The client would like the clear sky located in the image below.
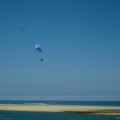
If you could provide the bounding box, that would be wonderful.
[0,0,120,100]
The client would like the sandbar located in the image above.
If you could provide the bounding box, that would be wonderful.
[0,104,120,116]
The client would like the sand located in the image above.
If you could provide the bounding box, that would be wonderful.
[0,104,120,116]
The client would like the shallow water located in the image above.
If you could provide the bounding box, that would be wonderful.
[0,111,117,120]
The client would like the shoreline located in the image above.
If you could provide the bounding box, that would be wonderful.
[0,104,120,116]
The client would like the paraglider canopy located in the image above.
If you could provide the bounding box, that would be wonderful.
[35,44,42,52]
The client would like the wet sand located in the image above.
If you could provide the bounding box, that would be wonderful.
[0,104,120,116]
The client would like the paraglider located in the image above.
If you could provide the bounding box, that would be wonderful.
[35,44,43,61]
[35,44,42,52]
[40,58,43,61]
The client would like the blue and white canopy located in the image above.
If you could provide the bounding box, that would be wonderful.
[35,44,42,52]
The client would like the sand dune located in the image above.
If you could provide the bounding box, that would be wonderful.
[0,104,120,116]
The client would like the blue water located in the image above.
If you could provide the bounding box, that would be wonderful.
[0,100,119,120]
[0,100,120,106]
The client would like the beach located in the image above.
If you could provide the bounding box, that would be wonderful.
[0,104,120,116]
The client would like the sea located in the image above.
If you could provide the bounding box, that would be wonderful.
[0,100,120,120]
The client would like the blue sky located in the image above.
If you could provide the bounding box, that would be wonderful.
[0,0,120,100]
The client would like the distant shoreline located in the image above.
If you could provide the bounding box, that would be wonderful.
[0,104,120,116]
